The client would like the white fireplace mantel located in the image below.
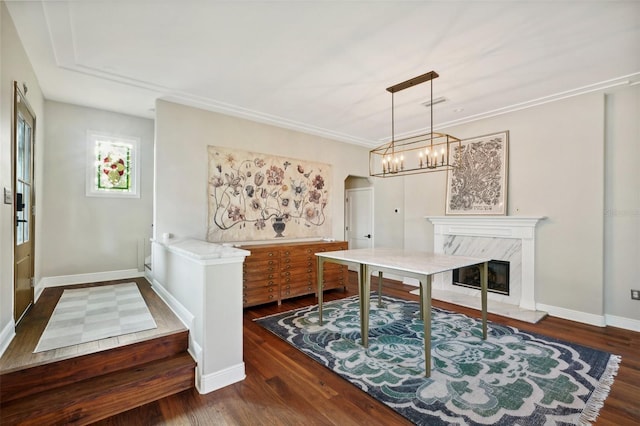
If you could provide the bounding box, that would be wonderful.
[425,216,546,322]
[428,216,544,240]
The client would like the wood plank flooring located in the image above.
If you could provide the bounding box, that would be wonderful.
[0,277,187,374]
[92,272,640,425]
[0,278,195,425]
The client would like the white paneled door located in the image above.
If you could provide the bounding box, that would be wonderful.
[346,188,373,250]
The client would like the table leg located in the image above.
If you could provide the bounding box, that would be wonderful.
[422,274,432,377]
[480,261,488,340]
[418,285,423,320]
[318,257,324,325]
[359,263,370,347]
[377,271,384,307]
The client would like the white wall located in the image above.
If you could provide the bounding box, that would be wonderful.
[40,101,154,280]
[154,100,369,243]
[443,93,604,318]
[604,85,640,323]
[377,88,640,326]
[0,1,45,348]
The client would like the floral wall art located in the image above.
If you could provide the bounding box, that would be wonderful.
[207,146,333,242]
[445,131,509,215]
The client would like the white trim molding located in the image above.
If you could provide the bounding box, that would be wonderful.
[0,320,16,358]
[605,314,640,332]
[537,303,607,328]
[36,269,144,300]
[196,363,246,394]
[151,278,195,330]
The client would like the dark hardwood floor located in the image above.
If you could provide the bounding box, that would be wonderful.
[91,272,640,425]
[0,277,187,373]
[0,278,195,425]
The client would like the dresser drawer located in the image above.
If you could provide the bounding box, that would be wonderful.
[280,276,316,288]
[245,248,280,261]
[243,289,278,306]
[241,240,348,307]
[281,284,315,300]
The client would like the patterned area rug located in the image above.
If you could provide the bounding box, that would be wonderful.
[34,283,157,353]
[255,295,620,425]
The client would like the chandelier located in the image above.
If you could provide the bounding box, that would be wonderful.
[369,71,461,177]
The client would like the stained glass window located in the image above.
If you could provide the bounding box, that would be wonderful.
[86,131,140,198]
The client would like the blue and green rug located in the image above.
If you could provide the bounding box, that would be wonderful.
[255,294,620,425]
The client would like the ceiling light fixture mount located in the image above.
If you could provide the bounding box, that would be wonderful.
[369,71,461,177]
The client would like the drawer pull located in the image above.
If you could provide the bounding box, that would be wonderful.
[268,287,274,292]
[269,295,274,299]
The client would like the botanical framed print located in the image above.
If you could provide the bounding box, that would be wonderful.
[207,146,332,242]
[445,131,508,215]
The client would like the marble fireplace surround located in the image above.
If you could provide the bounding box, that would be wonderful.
[424,216,547,323]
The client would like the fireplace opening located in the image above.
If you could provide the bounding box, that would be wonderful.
[453,260,510,295]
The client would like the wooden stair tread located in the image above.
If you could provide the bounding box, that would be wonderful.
[0,330,190,403]
[1,352,196,425]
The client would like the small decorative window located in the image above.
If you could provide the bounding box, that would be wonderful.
[86,131,140,198]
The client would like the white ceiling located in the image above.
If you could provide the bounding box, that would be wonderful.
[6,0,640,147]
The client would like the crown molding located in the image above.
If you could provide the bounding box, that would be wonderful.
[42,2,639,149]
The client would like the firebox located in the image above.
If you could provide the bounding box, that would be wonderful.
[453,260,510,295]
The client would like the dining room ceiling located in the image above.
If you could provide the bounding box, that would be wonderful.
[5,0,640,147]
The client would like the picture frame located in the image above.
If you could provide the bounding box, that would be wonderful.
[445,131,509,215]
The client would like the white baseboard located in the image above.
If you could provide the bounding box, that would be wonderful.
[36,269,144,300]
[151,278,194,330]
[536,303,607,327]
[604,314,640,332]
[189,339,203,367]
[0,320,16,358]
[196,362,246,394]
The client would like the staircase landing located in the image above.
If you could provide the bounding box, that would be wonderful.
[0,278,195,425]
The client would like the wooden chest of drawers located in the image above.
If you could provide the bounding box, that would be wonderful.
[241,240,348,307]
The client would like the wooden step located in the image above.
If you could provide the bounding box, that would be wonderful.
[0,330,190,403]
[0,352,196,425]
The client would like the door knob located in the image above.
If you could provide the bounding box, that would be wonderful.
[365,234,372,238]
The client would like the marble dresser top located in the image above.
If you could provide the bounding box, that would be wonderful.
[316,248,491,276]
